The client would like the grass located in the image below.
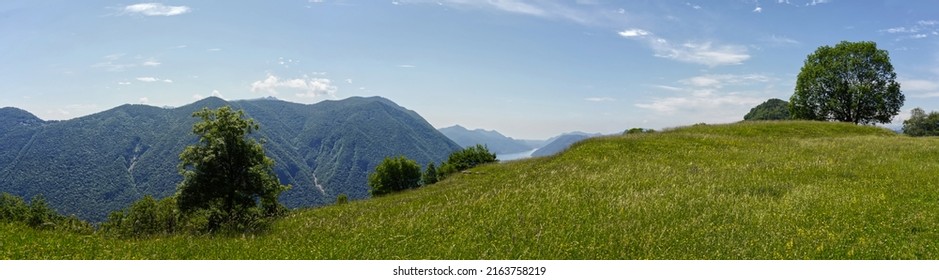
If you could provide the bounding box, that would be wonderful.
[3,121,939,259]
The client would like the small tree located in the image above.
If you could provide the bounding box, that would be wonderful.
[744,98,790,121]
[368,156,422,196]
[790,41,903,124]
[176,106,289,231]
[903,107,939,136]
[27,194,56,228]
[422,162,438,186]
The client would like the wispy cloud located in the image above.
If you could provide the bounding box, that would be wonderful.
[636,73,773,115]
[397,64,417,68]
[136,77,173,83]
[618,29,750,67]
[901,79,939,98]
[752,6,762,13]
[250,74,338,98]
[91,54,160,72]
[401,0,624,26]
[881,20,939,40]
[123,3,191,16]
[585,97,615,102]
[763,34,800,46]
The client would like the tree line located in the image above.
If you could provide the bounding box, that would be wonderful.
[367,144,497,197]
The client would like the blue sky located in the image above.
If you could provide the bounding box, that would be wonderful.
[2,1,938,139]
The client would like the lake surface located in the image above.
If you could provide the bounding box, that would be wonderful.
[496,148,538,161]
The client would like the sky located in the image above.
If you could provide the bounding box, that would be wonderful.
[2,0,939,139]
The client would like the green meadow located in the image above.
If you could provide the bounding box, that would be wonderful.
[3,121,938,259]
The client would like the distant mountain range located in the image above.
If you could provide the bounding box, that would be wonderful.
[438,125,539,155]
[438,125,600,159]
[530,133,599,157]
[0,96,460,221]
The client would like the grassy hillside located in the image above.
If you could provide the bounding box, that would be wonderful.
[4,121,939,259]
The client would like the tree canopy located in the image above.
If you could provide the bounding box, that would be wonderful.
[176,106,288,230]
[744,98,790,121]
[789,41,903,124]
[902,108,939,136]
[368,156,422,196]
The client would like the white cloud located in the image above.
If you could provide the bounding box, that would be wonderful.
[139,97,149,103]
[764,34,800,45]
[345,78,353,84]
[403,0,607,26]
[211,90,224,98]
[123,3,191,16]
[635,95,762,114]
[637,73,776,117]
[618,29,650,37]
[618,29,750,66]
[142,58,161,67]
[207,48,222,52]
[752,6,762,13]
[902,79,939,98]
[682,74,772,88]
[117,81,132,85]
[881,19,939,40]
[250,74,338,98]
[807,0,828,6]
[397,64,417,68]
[136,77,173,83]
[585,97,615,102]
[92,54,160,72]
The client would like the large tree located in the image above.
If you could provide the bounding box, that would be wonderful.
[789,41,903,124]
[176,106,288,230]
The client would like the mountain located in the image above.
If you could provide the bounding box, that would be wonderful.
[0,97,460,221]
[438,125,536,154]
[530,132,600,157]
[9,122,936,259]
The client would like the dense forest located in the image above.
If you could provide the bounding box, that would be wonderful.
[0,97,460,221]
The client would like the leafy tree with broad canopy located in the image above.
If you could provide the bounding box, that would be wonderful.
[176,106,289,230]
[789,41,903,124]
[368,156,422,196]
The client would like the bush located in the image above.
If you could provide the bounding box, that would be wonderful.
[368,156,422,196]
[442,144,496,174]
[336,194,349,205]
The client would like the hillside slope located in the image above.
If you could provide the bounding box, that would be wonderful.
[0,97,460,221]
[4,121,939,259]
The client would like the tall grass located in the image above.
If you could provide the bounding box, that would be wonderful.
[3,121,939,259]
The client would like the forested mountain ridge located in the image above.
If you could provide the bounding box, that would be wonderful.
[0,97,460,221]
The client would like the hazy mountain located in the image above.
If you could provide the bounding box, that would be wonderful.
[0,97,460,221]
[530,132,601,157]
[438,125,537,154]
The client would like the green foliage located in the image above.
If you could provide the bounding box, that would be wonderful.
[790,41,904,124]
[625,128,655,134]
[7,122,939,259]
[336,194,349,205]
[0,193,29,223]
[176,106,289,232]
[441,144,497,174]
[101,195,181,237]
[0,192,92,234]
[0,97,458,222]
[902,107,939,137]
[368,156,422,196]
[744,98,790,121]
[422,163,438,186]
